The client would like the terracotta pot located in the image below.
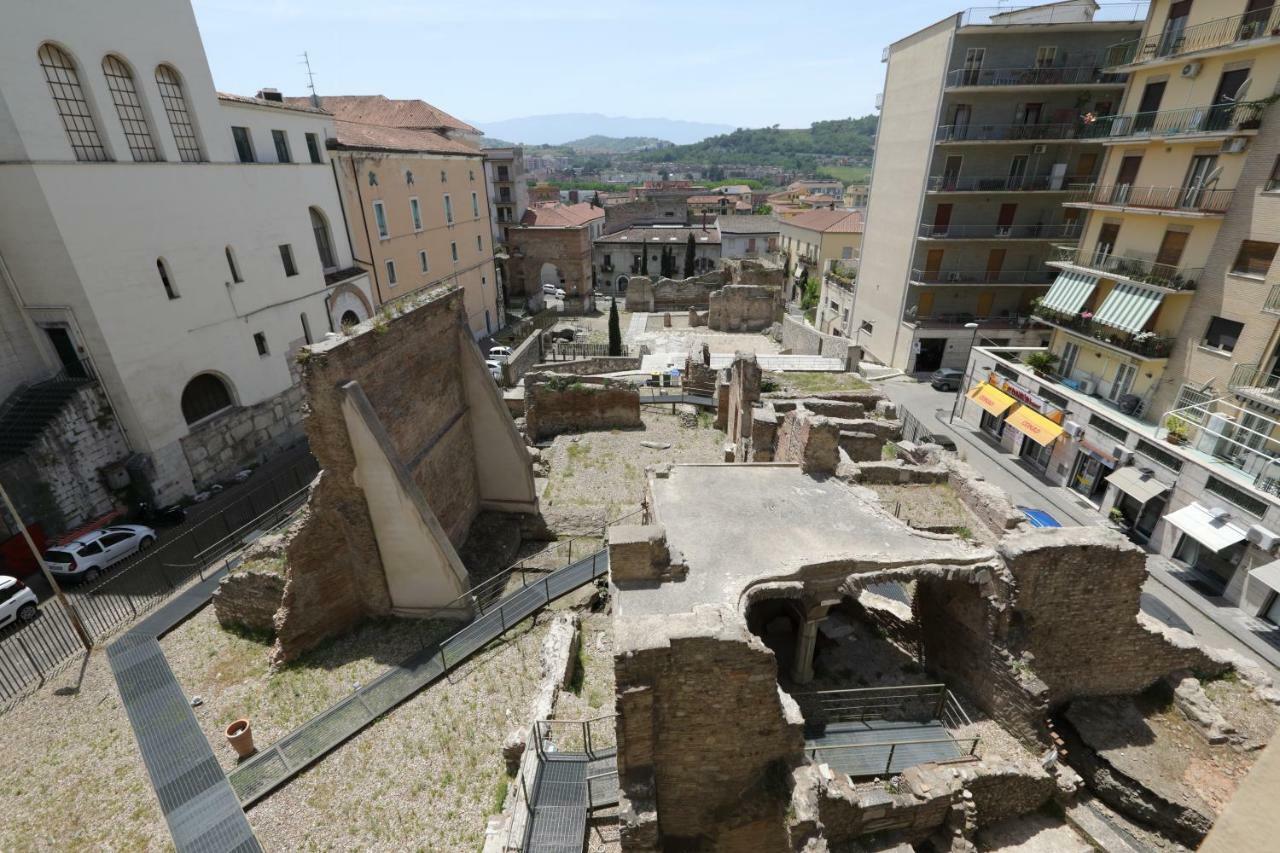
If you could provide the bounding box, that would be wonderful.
[225,719,256,758]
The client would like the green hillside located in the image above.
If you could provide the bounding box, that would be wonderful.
[633,117,877,169]
[564,135,672,154]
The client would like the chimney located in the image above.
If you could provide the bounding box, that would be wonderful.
[257,88,283,102]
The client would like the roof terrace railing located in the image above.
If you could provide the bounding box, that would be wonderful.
[945,65,1123,88]
[926,173,1096,192]
[935,121,1083,142]
[1050,244,1202,291]
[910,267,1057,285]
[959,3,1148,27]
[1065,182,1234,213]
[918,222,1081,239]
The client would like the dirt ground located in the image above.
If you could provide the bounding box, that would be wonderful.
[976,809,1093,852]
[863,483,994,544]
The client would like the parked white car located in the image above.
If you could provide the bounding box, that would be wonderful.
[43,524,157,584]
[541,283,566,298]
[0,576,38,629]
[488,346,513,362]
[485,359,503,381]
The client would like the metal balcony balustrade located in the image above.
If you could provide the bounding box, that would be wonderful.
[1065,182,1234,213]
[1051,244,1201,291]
[959,3,1148,27]
[910,267,1057,285]
[926,174,1095,192]
[1105,5,1280,66]
[1033,306,1176,358]
[910,312,1039,329]
[918,222,1080,239]
[1229,362,1280,398]
[945,65,1123,88]
[935,122,1082,142]
[1078,101,1268,140]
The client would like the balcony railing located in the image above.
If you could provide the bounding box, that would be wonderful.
[1064,182,1234,213]
[1229,363,1280,397]
[1105,5,1280,66]
[1051,244,1201,291]
[1034,306,1176,358]
[926,174,1095,192]
[959,3,1148,27]
[935,122,1083,142]
[1266,283,1280,313]
[945,65,1123,88]
[1079,102,1268,140]
[911,312,1039,329]
[918,223,1080,239]
[910,267,1057,285]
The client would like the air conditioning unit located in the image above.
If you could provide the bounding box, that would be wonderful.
[1114,446,1134,464]
[1221,136,1250,154]
[1247,524,1280,551]
[1180,61,1202,78]
[1076,378,1095,395]
[1032,144,1048,154]
[1063,420,1085,439]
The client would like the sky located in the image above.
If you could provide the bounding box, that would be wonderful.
[190,0,969,130]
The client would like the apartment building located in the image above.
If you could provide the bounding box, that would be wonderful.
[0,0,373,509]
[854,0,1143,373]
[484,147,529,247]
[955,0,1280,623]
[779,208,865,296]
[293,96,500,339]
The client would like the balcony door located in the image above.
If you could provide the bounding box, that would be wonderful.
[985,248,1006,282]
[1133,81,1166,132]
[942,156,963,190]
[1210,68,1252,130]
[1181,155,1219,207]
[932,204,953,236]
[996,203,1017,236]
[1075,152,1099,181]
[1110,363,1138,402]
[1241,0,1275,40]
[1112,155,1142,204]
[924,249,945,280]
[1157,0,1192,57]
[1155,229,1189,275]
[1060,340,1081,378]
[1095,222,1121,264]
[976,291,995,318]
[962,48,985,85]
[951,104,972,139]
[1014,102,1043,125]
[1007,155,1028,190]
[917,291,935,319]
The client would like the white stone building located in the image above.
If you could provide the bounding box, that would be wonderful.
[0,0,374,507]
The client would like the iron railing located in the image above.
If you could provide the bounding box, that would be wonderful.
[959,3,1148,27]
[804,736,980,776]
[935,121,1082,142]
[926,174,1095,192]
[1106,4,1280,66]
[910,313,1039,330]
[1033,307,1176,358]
[910,267,1057,285]
[1065,182,1234,213]
[945,65,1122,88]
[1079,101,1268,140]
[918,222,1081,239]
[1050,244,1202,291]
[533,715,618,759]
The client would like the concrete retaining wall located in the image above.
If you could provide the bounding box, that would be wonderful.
[781,314,855,364]
[529,356,640,376]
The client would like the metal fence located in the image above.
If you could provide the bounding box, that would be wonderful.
[545,342,633,360]
[899,408,931,444]
[0,458,316,711]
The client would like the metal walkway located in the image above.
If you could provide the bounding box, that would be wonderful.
[806,720,965,777]
[522,716,619,853]
[229,550,611,806]
[107,567,262,853]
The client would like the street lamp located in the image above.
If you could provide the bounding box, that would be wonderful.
[948,322,981,424]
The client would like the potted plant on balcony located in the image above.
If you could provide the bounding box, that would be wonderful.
[1024,350,1060,377]
[1164,414,1190,445]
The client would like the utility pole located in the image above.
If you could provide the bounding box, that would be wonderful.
[0,481,92,650]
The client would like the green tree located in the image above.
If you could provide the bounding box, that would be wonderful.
[608,297,622,356]
[641,245,649,276]
[683,233,697,278]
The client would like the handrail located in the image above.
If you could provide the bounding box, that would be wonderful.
[918,223,1080,239]
[806,736,969,752]
[1051,244,1202,291]
[1079,101,1268,140]
[1106,4,1280,66]
[959,3,1148,27]
[800,683,946,696]
[1065,182,1234,213]
[910,267,1057,285]
[926,174,1095,192]
[945,65,1121,88]
[935,121,1081,142]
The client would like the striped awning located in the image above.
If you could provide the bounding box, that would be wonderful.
[1093,282,1163,333]
[1040,270,1099,315]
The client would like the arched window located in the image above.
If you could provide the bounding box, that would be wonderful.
[157,258,178,299]
[154,64,202,162]
[341,310,360,328]
[101,55,158,162]
[181,374,233,424]
[225,246,243,283]
[37,44,108,162]
[310,207,336,272]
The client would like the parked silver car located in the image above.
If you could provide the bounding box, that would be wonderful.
[929,368,965,391]
[43,524,157,584]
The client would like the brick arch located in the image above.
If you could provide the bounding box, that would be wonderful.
[326,282,373,328]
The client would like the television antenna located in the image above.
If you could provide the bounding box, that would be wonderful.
[300,51,319,107]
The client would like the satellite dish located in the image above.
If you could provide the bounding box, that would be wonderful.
[1200,165,1223,188]
[1228,76,1253,102]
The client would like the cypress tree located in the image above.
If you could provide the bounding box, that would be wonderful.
[608,296,622,356]
[641,241,649,276]
[684,233,696,278]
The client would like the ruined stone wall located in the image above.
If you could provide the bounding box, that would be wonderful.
[965,763,1056,827]
[816,773,957,844]
[529,356,640,376]
[725,354,761,454]
[725,258,787,288]
[775,411,840,475]
[945,459,1028,537]
[624,271,727,312]
[524,374,640,442]
[707,285,779,332]
[181,382,304,489]
[781,314,854,363]
[213,569,285,634]
[501,328,544,387]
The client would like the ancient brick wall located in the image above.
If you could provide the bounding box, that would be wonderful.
[501,330,543,387]
[707,285,779,332]
[523,374,640,441]
[725,355,761,456]
[529,356,641,376]
[624,272,727,312]
[213,570,285,634]
[775,411,840,474]
[508,226,593,304]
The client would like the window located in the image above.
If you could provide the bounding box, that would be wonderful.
[154,64,201,162]
[451,241,459,262]
[225,246,243,283]
[78,542,103,557]
[409,197,422,231]
[469,169,475,181]
[1034,46,1057,67]
[444,195,454,224]
[497,165,509,181]
[419,250,429,273]
[279,244,298,277]
[860,320,874,335]
[271,129,291,163]
[841,246,853,260]
[181,374,233,424]
[471,191,479,217]
[1232,240,1278,278]
[1135,438,1182,472]
[476,235,483,253]
[1173,384,1212,423]
[231,126,254,163]
[373,201,389,239]
[310,207,336,271]
[1206,476,1269,518]
[368,171,378,186]
[1202,316,1244,352]
[440,169,447,183]
[156,259,178,299]
[253,332,269,356]
[385,259,398,287]
[1088,414,1128,443]
[38,44,108,161]
[102,56,158,162]
[305,132,322,164]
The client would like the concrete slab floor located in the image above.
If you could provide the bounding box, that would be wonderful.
[977,811,1094,853]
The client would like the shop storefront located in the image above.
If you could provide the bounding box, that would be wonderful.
[1104,465,1170,543]
[967,382,1016,439]
[1069,441,1119,504]
[1163,502,1248,594]
[966,377,1065,469]
[1003,396,1065,473]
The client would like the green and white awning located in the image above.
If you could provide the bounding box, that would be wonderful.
[1093,282,1163,333]
[1040,270,1098,315]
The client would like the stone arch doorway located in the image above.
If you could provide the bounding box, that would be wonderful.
[615,274,629,294]
[540,262,565,289]
[745,596,807,680]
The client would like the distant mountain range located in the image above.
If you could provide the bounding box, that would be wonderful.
[475,113,734,146]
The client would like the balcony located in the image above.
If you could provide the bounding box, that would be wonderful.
[909,312,1039,330]
[1229,363,1280,406]
[945,65,1123,89]
[909,267,1057,286]
[1105,5,1280,67]
[926,174,1095,193]
[1079,102,1268,142]
[918,223,1080,240]
[958,3,1148,27]
[1033,306,1175,358]
[1050,245,1201,291]
[1064,183,1234,215]
[935,122,1085,143]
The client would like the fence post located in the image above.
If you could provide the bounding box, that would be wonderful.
[567,539,573,566]
[887,742,896,776]
[934,688,947,721]
[15,637,44,687]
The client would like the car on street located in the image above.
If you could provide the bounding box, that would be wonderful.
[1017,507,1062,528]
[488,346,513,362]
[541,283,566,299]
[0,575,38,629]
[42,524,157,584]
[930,368,965,391]
[921,433,957,452]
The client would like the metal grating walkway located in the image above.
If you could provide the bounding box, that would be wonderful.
[229,550,610,806]
[524,751,618,853]
[107,568,262,853]
[806,719,964,778]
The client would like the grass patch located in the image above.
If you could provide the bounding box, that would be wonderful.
[818,165,870,184]
[492,775,510,813]
[774,371,870,393]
